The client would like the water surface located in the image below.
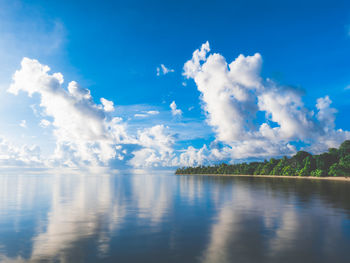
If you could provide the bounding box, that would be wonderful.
[0,173,350,262]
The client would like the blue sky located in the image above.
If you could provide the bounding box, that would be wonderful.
[0,0,349,169]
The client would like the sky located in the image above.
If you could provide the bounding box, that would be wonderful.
[0,0,349,170]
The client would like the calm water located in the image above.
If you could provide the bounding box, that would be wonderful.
[0,173,350,263]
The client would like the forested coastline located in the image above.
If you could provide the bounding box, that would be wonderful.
[176,140,350,177]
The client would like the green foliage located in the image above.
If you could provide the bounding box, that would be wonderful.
[329,163,344,177]
[315,152,337,174]
[298,169,307,177]
[339,154,350,170]
[175,140,350,177]
[298,156,314,176]
[310,169,325,177]
[328,148,339,161]
[260,158,278,175]
[254,163,263,175]
[282,165,295,176]
[339,140,350,158]
[290,151,311,170]
[271,157,287,175]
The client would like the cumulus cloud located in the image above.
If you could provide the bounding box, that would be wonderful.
[185,44,261,142]
[183,41,210,79]
[170,101,182,117]
[178,145,211,167]
[183,42,350,161]
[129,125,176,167]
[0,136,42,167]
[316,96,337,133]
[257,85,317,140]
[8,58,129,167]
[100,98,115,112]
[156,64,174,76]
[5,57,188,169]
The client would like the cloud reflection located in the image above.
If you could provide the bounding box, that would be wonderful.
[0,174,127,262]
[199,178,349,263]
[0,175,349,263]
[30,175,124,261]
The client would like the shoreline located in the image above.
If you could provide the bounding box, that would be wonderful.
[177,173,350,182]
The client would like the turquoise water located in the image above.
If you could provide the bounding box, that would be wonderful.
[0,173,350,262]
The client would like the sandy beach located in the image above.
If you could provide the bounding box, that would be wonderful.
[180,174,350,182]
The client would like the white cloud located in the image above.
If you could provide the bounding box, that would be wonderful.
[134,113,148,118]
[185,45,261,143]
[316,95,337,133]
[100,98,115,112]
[8,57,129,167]
[183,41,210,79]
[178,145,210,167]
[129,125,176,167]
[3,58,193,169]
[170,101,182,117]
[146,110,159,115]
[19,120,27,128]
[156,64,174,76]
[257,85,316,140]
[134,110,160,118]
[4,57,193,169]
[183,42,350,159]
[0,136,42,166]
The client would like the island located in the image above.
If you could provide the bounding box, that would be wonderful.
[176,140,350,179]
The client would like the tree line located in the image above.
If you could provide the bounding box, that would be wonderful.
[175,140,350,177]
